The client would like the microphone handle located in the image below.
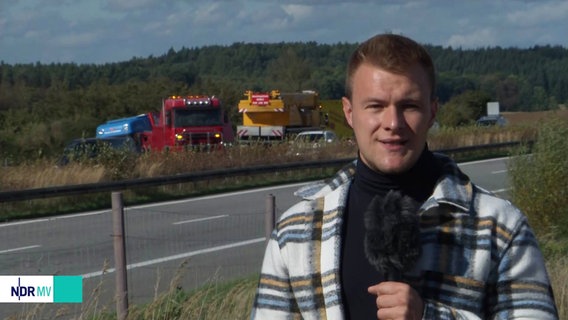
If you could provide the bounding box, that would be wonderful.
[385,269,401,282]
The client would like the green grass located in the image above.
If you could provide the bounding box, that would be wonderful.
[509,119,568,251]
[88,274,259,320]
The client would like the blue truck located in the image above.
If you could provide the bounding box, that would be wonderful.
[96,114,153,139]
[96,113,154,150]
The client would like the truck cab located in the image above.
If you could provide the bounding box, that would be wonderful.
[96,114,153,151]
[237,90,323,142]
[149,95,234,151]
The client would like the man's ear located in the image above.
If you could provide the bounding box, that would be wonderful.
[342,97,354,128]
[428,98,438,128]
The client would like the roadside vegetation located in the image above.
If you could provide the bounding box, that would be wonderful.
[0,121,543,221]
[508,118,568,318]
[509,119,568,255]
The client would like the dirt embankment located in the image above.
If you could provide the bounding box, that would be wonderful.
[501,108,568,125]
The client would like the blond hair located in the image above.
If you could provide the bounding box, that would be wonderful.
[345,34,436,100]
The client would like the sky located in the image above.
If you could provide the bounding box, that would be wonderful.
[1,0,568,65]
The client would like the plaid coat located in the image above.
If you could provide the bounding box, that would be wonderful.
[251,154,558,319]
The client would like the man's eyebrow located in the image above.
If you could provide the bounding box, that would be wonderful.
[360,97,424,105]
[360,98,387,104]
[398,98,423,104]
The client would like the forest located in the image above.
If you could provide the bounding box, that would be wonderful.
[1,41,567,161]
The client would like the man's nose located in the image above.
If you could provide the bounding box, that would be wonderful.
[383,105,405,130]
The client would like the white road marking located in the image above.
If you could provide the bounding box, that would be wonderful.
[173,214,228,225]
[0,245,41,254]
[458,157,509,166]
[0,219,50,228]
[492,188,510,194]
[82,237,265,279]
[492,170,508,174]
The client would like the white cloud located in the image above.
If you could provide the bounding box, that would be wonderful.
[192,3,229,26]
[103,0,163,11]
[446,28,499,49]
[54,31,102,47]
[281,4,314,20]
[506,1,568,26]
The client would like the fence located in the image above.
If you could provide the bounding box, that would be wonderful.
[0,189,279,319]
[110,191,276,319]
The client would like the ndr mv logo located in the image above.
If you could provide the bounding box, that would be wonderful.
[1,275,81,303]
[12,277,52,301]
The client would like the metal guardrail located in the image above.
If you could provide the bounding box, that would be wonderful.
[0,158,354,202]
[0,141,531,203]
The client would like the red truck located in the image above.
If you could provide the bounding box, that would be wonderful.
[96,95,234,152]
[147,95,234,151]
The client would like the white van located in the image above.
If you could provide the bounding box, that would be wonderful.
[295,130,337,143]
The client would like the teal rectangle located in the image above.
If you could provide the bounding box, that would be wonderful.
[53,276,83,303]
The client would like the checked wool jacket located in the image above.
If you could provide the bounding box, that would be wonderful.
[251,154,558,319]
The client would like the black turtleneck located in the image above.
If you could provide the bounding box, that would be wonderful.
[340,146,442,319]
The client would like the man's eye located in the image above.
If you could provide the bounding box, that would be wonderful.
[403,104,421,110]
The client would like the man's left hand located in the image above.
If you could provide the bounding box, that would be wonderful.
[368,281,424,320]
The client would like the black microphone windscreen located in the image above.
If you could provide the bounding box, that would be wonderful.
[363,190,421,280]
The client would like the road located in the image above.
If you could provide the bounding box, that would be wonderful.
[0,157,511,319]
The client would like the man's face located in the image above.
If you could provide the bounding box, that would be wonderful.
[342,62,437,174]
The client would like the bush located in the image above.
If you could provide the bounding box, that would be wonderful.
[508,119,568,244]
[437,90,491,127]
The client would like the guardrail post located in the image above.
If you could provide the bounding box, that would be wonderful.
[265,194,276,246]
[112,192,129,320]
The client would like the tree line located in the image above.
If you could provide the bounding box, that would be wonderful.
[1,41,567,161]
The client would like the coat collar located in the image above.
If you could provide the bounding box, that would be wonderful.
[296,154,474,218]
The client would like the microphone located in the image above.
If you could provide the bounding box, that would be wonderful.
[363,190,421,281]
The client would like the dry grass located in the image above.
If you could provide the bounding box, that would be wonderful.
[428,108,568,150]
[175,277,257,320]
[0,161,106,190]
[5,109,567,192]
[427,124,536,150]
[548,256,568,318]
[2,109,567,192]
[0,140,358,192]
[501,108,568,125]
[111,263,258,320]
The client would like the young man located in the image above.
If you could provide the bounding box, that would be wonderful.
[251,34,558,319]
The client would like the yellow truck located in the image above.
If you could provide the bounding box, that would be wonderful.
[236,90,324,141]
